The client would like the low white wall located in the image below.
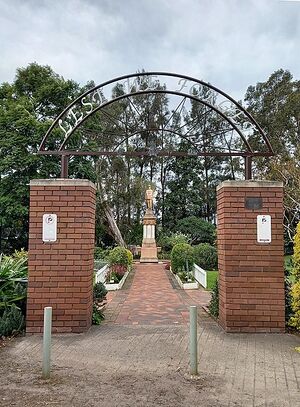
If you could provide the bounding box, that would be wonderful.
[95,264,109,284]
[193,264,207,288]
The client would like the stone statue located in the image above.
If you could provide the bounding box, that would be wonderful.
[145,185,153,210]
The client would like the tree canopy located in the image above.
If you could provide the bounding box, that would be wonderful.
[0,64,299,252]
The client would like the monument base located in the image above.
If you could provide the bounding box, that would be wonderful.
[140,204,158,263]
[140,243,158,263]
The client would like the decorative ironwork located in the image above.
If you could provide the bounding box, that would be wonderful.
[38,72,274,179]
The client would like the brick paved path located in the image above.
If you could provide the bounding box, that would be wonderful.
[1,263,300,406]
[105,262,208,325]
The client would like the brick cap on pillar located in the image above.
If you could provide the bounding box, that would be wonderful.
[217,180,283,191]
[30,179,96,189]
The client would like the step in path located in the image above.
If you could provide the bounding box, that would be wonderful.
[104,262,211,325]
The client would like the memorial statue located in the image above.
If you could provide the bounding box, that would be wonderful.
[141,184,158,262]
[145,185,153,210]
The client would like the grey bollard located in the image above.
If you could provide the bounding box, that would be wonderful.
[189,305,198,375]
[42,307,52,379]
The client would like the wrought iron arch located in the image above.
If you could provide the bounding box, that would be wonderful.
[38,72,274,179]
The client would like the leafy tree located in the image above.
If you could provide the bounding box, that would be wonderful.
[176,216,216,245]
[244,69,300,243]
[0,63,81,253]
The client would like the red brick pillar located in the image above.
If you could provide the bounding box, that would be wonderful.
[27,179,96,334]
[217,181,284,333]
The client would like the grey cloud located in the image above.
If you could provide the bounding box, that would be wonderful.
[0,0,299,100]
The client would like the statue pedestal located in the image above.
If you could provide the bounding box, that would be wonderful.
[140,208,158,263]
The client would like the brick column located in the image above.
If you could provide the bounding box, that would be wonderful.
[217,181,284,333]
[27,179,96,334]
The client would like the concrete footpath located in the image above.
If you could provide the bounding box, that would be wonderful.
[0,263,300,406]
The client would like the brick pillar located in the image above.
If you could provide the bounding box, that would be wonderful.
[217,181,284,333]
[27,179,96,334]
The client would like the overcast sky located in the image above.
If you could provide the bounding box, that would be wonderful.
[0,0,299,100]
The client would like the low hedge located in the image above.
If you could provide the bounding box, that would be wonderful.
[193,243,218,270]
[170,243,194,273]
[108,246,133,267]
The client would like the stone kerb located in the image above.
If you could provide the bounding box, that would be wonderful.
[27,179,96,334]
[217,180,285,333]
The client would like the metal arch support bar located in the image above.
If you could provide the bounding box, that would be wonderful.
[39,71,273,154]
[38,150,273,158]
[61,155,69,178]
[57,90,253,153]
[245,156,252,180]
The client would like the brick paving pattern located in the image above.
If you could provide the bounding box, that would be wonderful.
[1,262,300,406]
[105,262,196,325]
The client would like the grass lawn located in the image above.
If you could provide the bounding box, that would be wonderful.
[206,270,218,291]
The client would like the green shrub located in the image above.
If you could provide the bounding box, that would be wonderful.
[107,247,132,284]
[94,247,109,260]
[289,221,300,330]
[208,279,219,318]
[11,249,28,263]
[93,282,107,301]
[92,304,105,325]
[171,243,194,274]
[108,246,132,267]
[176,216,216,245]
[158,250,171,260]
[292,222,300,280]
[285,271,293,324]
[0,281,27,312]
[158,232,190,253]
[126,249,133,267]
[0,305,25,336]
[0,254,28,280]
[289,280,300,330]
[193,243,218,270]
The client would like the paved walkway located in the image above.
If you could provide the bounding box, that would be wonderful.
[105,262,210,325]
[0,263,300,407]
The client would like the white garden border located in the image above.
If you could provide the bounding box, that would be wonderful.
[105,270,130,291]
[174,273,199,290]
[170,263,208,290]
[94,264,130,291]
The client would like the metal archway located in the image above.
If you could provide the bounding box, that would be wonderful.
[38,72,274,179]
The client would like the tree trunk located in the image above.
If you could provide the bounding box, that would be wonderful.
[103,202,126,247]
[95,161,126,247]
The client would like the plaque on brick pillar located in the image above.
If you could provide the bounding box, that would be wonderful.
[217,180,285,333]
[140,186,158,263]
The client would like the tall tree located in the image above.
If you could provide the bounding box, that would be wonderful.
[0,63,80,252]
[244,69,300,242]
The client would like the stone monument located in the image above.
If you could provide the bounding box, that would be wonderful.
[140,185,158,263]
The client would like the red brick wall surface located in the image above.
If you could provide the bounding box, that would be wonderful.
[217,181,284,333]
[27,179,96,334]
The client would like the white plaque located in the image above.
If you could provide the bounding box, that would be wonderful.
[257,215,271,243]
[42,214,57,242]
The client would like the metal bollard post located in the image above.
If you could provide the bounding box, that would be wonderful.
[189,305,198,375]
[42,307,52,379]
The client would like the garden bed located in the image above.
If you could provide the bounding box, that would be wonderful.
[172,271,199,290]
[95,263,131,291]
[105,269,130,291]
